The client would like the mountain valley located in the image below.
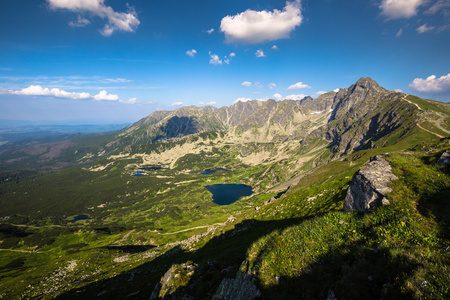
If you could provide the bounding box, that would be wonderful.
[0,78,449,299]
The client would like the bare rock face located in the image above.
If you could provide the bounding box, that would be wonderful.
[437,150,450,166]
[344,155,398,212]
[212,262,260,300]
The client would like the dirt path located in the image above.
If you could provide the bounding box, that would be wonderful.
[402,95,422,110]
[0,249,47,254]
[416,122,446,138]
[159,223,224,235]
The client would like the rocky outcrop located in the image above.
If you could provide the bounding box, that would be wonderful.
[212,262,260,300]
[437,150,450,166]
[344,156,398,212]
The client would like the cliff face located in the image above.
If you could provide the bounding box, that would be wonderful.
[343,155,398,212]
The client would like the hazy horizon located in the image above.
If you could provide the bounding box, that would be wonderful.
[1,0,449,123]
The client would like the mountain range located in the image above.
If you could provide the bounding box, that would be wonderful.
[0,77,449,299]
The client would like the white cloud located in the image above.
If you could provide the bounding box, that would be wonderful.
[409,73,450,93]
[171,102,183,106]
[93,90,119,101]
[209,52,222,65]
[379,0,424,19]
[268,83,276,89]
[186,49,197,57]
[242,81,252,87]
[234,97,252,103]
[199,101,217,105]
[417,24,435,33]
[8,85,136,104]
[394,89,403,93]
[224,53,236,64]
[426,0,450,15]
[255,49,266,57]
[271,45,279,50]
[207,28,215,34]
[333,88,340,92]
[120,97,137,104]
[396,28,403,37]
[287,81,311,90]
[220,0,303,44]
[69,15,91,27]
[10,85,91,99]
[273,93,283,100]
[316,91,327,95]
[47,0,140,36]
[286,94,308,100]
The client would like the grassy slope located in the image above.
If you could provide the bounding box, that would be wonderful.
[0,96,449,299]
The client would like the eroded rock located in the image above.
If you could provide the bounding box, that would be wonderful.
[344,155,398,212]
[212,261,260,300]
[437,150,450,166]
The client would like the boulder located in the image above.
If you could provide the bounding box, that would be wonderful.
[343,156,398,212]
[437,150,450,166]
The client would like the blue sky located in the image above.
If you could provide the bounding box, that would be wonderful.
[0,0,449,123]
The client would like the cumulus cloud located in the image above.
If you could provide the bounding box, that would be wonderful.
[207,28,215,34]
[186,49,197,57]
[229,53,236,58]
[316,91,327,96]
[69,15,91,27]
[268,83,276,89]
[273,93,283,100]
[255,49,266,57]
[242,81,252,87]
[120,97,137,104]
[47,0,140,36]
[234,97,252,103]
[7,85,138,103]
[379,0,424,19]
[286,94,308,100]
[417,24,435,33]
[220,0,303,44]
[333,88,340,93]
[409,73,450,93]
[10,85,91,99]
[287,81,311,90]
[271,45,279,50]
[171,102,183,106]
[209,52,222,65]
[93,90,119,101]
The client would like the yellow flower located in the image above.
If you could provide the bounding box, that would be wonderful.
[352,230,356,233]
[401,222,405,226]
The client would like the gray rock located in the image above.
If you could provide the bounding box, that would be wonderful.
[325,288,337,300]
[212,262,260,300]
[344,156,398,212]
[437,150,450,166]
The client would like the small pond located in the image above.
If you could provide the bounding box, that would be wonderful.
[131,166,162,176]
[69,214,91,223]
[200,168,230,175]
[205,184,253,205]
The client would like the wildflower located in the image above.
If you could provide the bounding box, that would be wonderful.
[352,230,356,233]
[403,216,408,220]
[420,280,427,290]
[275,276,280,282]
[445,247,449,251]
[401,222,405,226]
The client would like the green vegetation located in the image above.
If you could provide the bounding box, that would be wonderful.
[0,87,449,299]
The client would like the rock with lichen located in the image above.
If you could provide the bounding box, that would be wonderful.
[344,155,398,212]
